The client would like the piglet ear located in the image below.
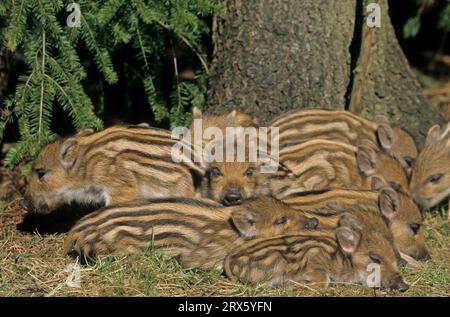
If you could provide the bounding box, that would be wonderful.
[76,128,95,136]
[425,125,441,147]
[230,209,260,238]
[257,151,293,175]
[192,106,203,119]
[338,213,364,232]
[60,138,79,170]
[227,110,238,119]
[356,146,377,177]
[336,226,360,255]
[443,121,450,140]
[376,123,395,152]
[370,176,387,191]
[378,187,399,220]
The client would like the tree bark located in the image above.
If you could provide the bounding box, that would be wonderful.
[347,0,444,147]
[205,0,444,148]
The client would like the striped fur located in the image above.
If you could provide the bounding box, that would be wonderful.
[24,125,204,214]
[225,230,340,287]
[277,139,409,196]
[200,160,292,206]
[269,109,417,172]
[410,122,450,210]
[224,220,408,290]
[64,196,319,270]
[281,187,429,260]
[189,107,258,141]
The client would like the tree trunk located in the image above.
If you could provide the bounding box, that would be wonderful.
[205,0,444,148]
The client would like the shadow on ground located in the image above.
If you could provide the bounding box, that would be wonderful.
[16,203,103,234]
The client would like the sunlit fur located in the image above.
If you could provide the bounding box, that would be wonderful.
[277,139,409,195]
[282,188,429,260]
[225,222,407,290]
[189,107,258,135]
[269,109,417,173]
[64,196,318,270]
[190,109,287,205]
[24,125,204,214]
[410,122,450,209]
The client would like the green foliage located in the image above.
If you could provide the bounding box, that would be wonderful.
[437,1,450,30]
[403,16,421,39]
[403,0,450,38]
[0,0,223,167]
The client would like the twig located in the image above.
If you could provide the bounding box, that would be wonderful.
[423,83,450,97]
[136,24,149,72]
[27,271,53,291]
[156,21,209,74]
[289,280,322,295]
[38,30,46,144]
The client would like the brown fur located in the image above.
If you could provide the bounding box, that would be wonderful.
[190,107,258,131]
[410,122,450,210]
[64,196,319,270]
[189,109,286,205]
[393,127,418,169]
[281,187,429,260]
[225,215,408,291]
[23,125,204,214]
[200,160,291,206]
[277,139,409,196]
[269,109,417,174]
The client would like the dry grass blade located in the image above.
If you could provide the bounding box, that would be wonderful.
[1,191,449,297]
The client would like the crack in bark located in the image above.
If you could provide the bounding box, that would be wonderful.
[206,0,443,145]
[344,0,364,110]
[349,28,375,114]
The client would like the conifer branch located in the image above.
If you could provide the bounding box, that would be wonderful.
[44,74,79,122]
[1,0,221,167]
[136,24,149,72]
[80,12,118,83]
[19,70,35,112]
[156,21,210,74]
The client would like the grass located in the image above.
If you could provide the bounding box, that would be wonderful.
[0,196,449,297]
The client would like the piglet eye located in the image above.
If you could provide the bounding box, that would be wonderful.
[244,167,254,177]
[211,167,222,178]
[35,168,47,180]
[428,174,443,184]
[403,156,415,168]
[368,252,382,264]
[409,223,421,235]
[273,216,288,225]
